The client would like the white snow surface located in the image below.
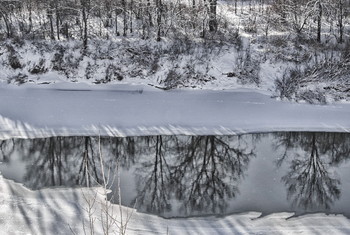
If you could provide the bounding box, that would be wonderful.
[0,82,349,139]
[1,173,350,235]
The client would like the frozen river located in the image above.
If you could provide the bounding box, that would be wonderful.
[0,83,349,138]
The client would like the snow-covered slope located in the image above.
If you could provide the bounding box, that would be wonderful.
[1,173,350,235]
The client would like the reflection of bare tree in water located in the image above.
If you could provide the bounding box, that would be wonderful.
[135,136,173,214]
[3,137,103,189]
[171,135,255,215]
[275,132,350,210]
[1,136,139,189]
[3,134,257,216]
[320,133,350,166]
[134,135,256,216]
[22,137,68,188]
[274,132,301,167]
[26,137,116,188]
[76,136,140,186]
[130,134,257,216]
[0,139,15,162]
[75,137,101,187]
[102,137,137,170]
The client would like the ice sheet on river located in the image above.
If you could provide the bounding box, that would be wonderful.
[0,83,349,138]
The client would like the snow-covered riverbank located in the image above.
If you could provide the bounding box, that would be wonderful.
[1,173,350,234]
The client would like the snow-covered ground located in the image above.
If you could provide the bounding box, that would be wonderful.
[1,171,350,234]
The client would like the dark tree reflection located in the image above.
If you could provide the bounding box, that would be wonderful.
[274,132,301,167]
[134,136,174,214]
[319,133,350,166]
[102,136,137,169]
[74,137,102,187]
[2,137,105,189]
[170,135,256,215]
[1,134,257,217]
[22,137,70,188]
[0,139,15,162]
[274,132,350,210]
[1,136,140,190]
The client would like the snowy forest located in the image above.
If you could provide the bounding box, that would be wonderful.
[0,0,350,103]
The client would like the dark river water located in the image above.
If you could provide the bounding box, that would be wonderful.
[0,132,349,218]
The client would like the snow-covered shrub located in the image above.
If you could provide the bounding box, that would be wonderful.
[342,42,350,59]
[51,43,82,79]
[85,62,95,80]
[51,46,65,71]
[234,45,261,86]
[11,37,25,48]
[98,64,123,83]
[64,52,81,78]
[163,69,182,89]
[298,90,327,104]
[237,67,260,85]
[92,41,116,60]
[269,36,288,48]
[274,68,301,99]
[243,17,257,34]
[8,54,22,70]
[7,73,28,85]
[7,45,23,69]
[31,41,51,56]
[148,56,160,75]
[28,58,47,74]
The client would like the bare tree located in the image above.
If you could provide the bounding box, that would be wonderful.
[171,135,255,215]
[134,136,173,214]
[274,132,350,210]
[207,0,218,32]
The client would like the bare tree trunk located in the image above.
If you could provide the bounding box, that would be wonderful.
[156,0,162,41]
[129,0,133,34]
[81,0,89,50]
[208,0,217,32]
[115,8,119,36]
[48,5,55,40]
[338,0,344,43]
[317,0,322,42]
[147,0,153,27]
[55,2,60,40]
[28,0,33,33]
[64,22,69,39]
[122,0,127,36]
[105,0,112,27]
[0,11,12,38]
[235,0,237,14]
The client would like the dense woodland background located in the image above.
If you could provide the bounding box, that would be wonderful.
[0,0,349,102]
[1,0,349,43]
